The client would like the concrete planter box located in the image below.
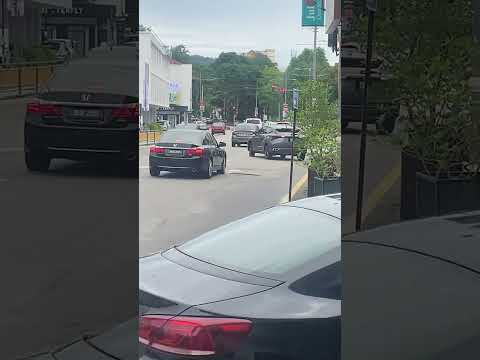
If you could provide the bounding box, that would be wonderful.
[416,172,480,218]
[308,169,341,197]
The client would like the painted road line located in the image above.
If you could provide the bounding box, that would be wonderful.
[346,160,401,226]
[279,172,309,204]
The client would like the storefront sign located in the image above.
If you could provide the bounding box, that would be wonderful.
[41,7,85,16]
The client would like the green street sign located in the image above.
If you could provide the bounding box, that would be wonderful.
[302,0,325,27]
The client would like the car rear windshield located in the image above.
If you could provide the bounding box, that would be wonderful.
[235,124,256,131]
[159,130,203,146]
[44,49,137,96]
[246,119,261,124]
[179,206,340,277]
[213,122,224,126]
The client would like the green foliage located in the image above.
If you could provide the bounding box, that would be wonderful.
[147,122,164,131]
[298,80,340,178]
[21,46,56,62]
[356,0,477,178]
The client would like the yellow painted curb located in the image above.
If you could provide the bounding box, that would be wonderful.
[346,161,401,226]
[279,172,309,204]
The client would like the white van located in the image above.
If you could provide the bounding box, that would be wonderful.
[245,118,263,129]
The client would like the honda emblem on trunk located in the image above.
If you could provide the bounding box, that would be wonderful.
[81,94,91,102]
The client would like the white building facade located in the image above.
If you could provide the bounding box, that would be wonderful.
[139,29,192,128]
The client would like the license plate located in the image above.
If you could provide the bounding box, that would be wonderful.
[72,109,102,118]
[167,149,183,155]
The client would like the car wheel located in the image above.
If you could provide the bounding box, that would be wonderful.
[25,151,50,172]
[203,159,213,178]
[297,151,306,161]
[150,166,160,177]
[264,146,273,159]
[232,143,236,147]
[248,143,255,157]
[280,154,286,160]
[218,156,226,174]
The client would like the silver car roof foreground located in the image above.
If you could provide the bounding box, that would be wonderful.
[344,209,480,272]
[283,194,341,220]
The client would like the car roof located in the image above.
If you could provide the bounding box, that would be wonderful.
[284,194,341,219]
[343,210,480,272]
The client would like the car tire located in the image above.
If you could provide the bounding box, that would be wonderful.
[150,166,160,177]
[280,154,286,160]
[25,151,50,172]
[203,159,213,179]
[232,143,236,147]
[264,146,273,159]
[248,143,255,157]
[218,156,226,174]
[298,151,306,161]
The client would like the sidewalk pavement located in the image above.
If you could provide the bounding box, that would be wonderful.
[342,123,402,235]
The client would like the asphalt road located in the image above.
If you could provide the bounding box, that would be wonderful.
[139,130,308,256]
[0,97,137,359]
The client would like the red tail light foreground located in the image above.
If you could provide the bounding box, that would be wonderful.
[186,147,205,157]
[139,315,252,356]
[27,102,63,116]
[112,104,139,122]
[150,146,165,154]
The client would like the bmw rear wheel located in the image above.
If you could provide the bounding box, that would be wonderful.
[264,146,273,159]
[25,151,50,172]
[149,166,160,177]
[248,143,255,157]
[218,156,226,174]
[203,159,213,178]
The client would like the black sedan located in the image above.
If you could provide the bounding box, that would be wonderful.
[149,128,227,178]
[139,194,341,359]
[24,46,138,173]
[231,123,258,147]
[248,124,305,160]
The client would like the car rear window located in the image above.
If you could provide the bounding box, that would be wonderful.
[159,130,203,145]
[44,48,137,96]
[179,206,340,277]
[246,119,261,124]
[235,124,256,131]
[213,122,224,126]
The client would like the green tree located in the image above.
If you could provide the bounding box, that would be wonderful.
[298,79,340,177]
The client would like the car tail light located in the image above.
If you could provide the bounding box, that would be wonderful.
[27,102,62,116]
[150,146,165,154]
[186,147,204,157]
[112,104,139,122]
[139,315,252,356]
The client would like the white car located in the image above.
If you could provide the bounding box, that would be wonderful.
[245,117,263,129]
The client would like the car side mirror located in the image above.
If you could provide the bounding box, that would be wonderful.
[218,142,226,147]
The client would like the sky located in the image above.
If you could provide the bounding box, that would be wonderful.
[140,0,338,70]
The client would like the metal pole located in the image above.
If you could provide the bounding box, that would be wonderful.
[288,108,298,202]
[35,66,39,94]
[312,1,319,81]
[1,0,5,64]
[355,10,375,231]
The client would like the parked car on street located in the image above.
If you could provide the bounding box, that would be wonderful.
[211,121,226,134]
[248,124,305,160]
[149,128,226,178]
[245,117,263,129]
[139,194,341,360]
[231,123,258,147]
[24,46,138,173]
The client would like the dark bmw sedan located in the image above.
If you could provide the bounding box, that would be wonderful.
[24,46,138,172]
[149,128,227,178]
[139,194,341,359]
[231,123,258,147]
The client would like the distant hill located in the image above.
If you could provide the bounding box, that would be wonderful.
[188,55,215,65]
